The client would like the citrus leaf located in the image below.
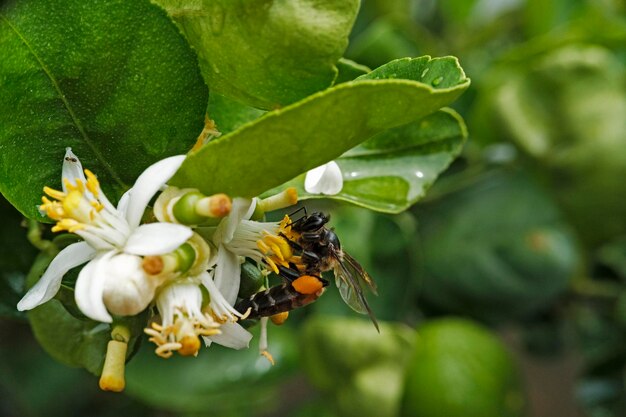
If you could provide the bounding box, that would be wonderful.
[153,0,360,109]
[208,93,265,136]
[269,108,467,213]
[0,0,208,219]
[0,195,37,319]
[171,56,470,198]
[335,58,371,84]
[125,325,298,413]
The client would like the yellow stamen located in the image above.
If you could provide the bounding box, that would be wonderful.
[261,350,275,365]
[257,187,298,212]
[43,186,66,201]
[84,169,100,197]
[177,335,201,356]
[265,257,279,274]
[90,200,104,212]
[256,240,271,254]
[63,177,85,193]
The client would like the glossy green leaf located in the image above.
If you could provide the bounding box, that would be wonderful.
[24,248,109,375]
[0,0,208,219]
[415,169,581,322]
[270,108,466,213]
[0,195,37,319]
[153,0,359,109]
[208,93,265,136]
[125,324,297,413]
[172,57,470,198]
[335,58,371,84]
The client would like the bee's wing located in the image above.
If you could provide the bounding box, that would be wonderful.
[334,252,379,331]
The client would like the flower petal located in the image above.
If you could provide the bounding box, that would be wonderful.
[214,198,255,245]
[204,322,252,350]
[75,252,114,323]
[304,161,343,195]
[116,188,132,217]
[61,147,87,193]
[17,242,96,311]
[125,155,186,229]
[124,223,192,256]
[213,243,241,305]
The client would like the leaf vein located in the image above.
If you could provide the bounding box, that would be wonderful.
[0,13,126,188]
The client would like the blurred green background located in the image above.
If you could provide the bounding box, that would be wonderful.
[2,0,626,416]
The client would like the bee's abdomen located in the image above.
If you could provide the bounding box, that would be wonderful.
[235,283,319,319]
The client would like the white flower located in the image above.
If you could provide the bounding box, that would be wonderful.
[197,197,301,352]
[17,148,192,323]
[304,161,343,195]
[145,281,221,358]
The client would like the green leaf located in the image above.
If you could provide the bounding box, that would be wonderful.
[172,57,470,198]
[335,58,371,84]
[0,0,208,219]
[125,324,298,413]
[208,93,265,136]
[415,169,581,322]
[0,195,37,319]
[153,0,360,109]
[270,108,467,213]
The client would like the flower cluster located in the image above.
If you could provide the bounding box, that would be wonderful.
[18,148,333,390]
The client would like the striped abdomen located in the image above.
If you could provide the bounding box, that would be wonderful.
[235,283,323,319]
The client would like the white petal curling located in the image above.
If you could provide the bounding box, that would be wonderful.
[213,244,241,305]
[17,242,96,311]
[214,198,255,245]
[124,155,186,229]
[116,188,132,218]
[204,322,252,350]
[61,147,87,193]
[124,223,192,256]
[304,161,344,195]
[75,252,114,323]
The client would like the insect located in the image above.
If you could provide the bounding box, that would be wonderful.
[235,210,379,330]
[286,211,379,331]
[235,265,328,319]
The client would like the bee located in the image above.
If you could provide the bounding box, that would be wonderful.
[286,211,379,331]
[235,210,379,331]
[235,265,328,319]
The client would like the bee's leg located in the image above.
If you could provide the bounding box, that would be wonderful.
[276,265,301,283]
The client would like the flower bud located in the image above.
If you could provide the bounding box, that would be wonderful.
[102,254,158,316]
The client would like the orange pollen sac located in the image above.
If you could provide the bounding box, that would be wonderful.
[292,275,324,295]
[177,335,201,356]
[270,311,289,325]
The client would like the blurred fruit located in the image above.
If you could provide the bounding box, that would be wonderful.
[301,316,415,417]
[416,169,580,321]
[401,318,524,417]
